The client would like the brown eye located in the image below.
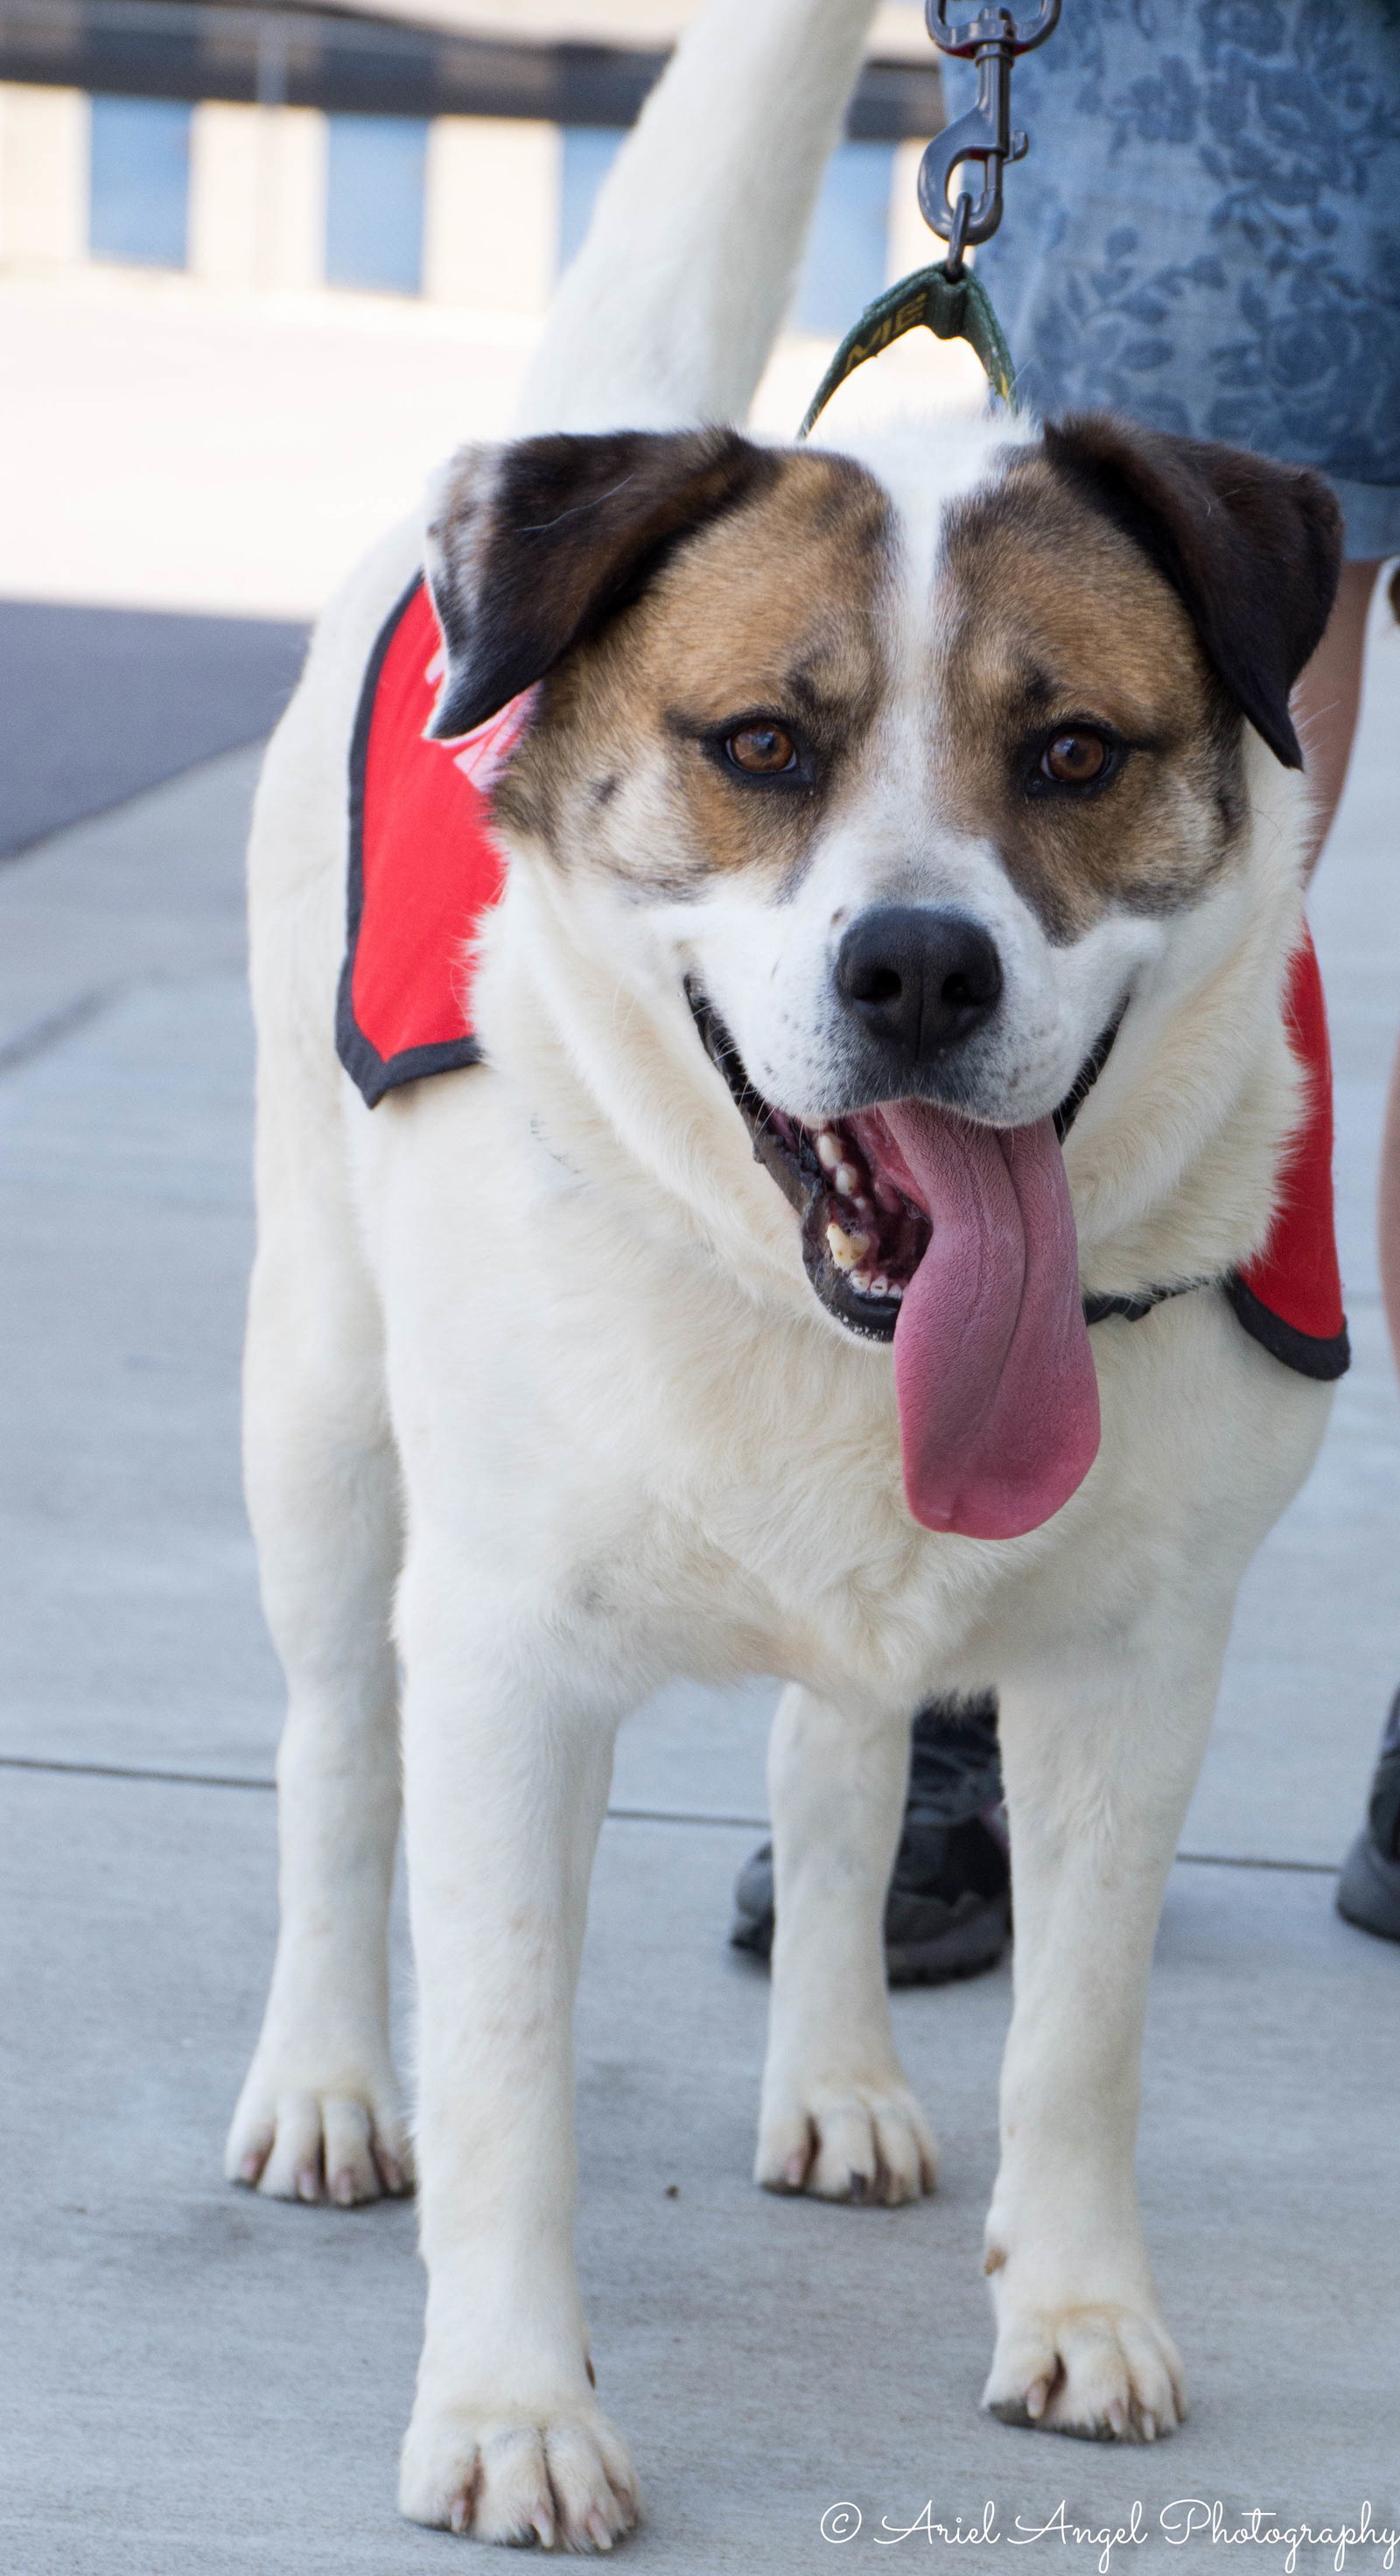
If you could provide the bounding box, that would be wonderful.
[726,724,796,775]
[1040,730,1110,785]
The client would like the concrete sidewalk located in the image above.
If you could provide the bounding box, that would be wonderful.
[2,611,1398,2572]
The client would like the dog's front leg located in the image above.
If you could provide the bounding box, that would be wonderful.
[226,1225,410,2207]
[757,1686,937,2205]
[396,1559,640,2550]
[982,1608,1232,2444]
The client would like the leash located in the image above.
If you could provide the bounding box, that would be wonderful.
[799,1,1060,438]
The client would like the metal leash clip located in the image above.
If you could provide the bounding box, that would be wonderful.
[920,1,1061,276]
[797,0,1060,433]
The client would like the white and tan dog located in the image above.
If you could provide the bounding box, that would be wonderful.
[228,0,1345,2547]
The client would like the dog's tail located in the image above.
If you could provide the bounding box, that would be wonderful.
[515,0,879,439]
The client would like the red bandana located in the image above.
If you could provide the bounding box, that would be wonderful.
[337,578,1348,1384]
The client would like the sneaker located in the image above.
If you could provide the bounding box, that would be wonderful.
[1336,1687,1400,1943]
[731,1693,1011,1986]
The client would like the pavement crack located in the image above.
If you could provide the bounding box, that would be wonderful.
[0,1752,273,1791]
[0,1754,1346,1869]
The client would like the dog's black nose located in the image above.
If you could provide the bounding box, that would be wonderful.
[835,905,1003,1063]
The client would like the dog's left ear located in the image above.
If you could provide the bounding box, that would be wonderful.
[1043,415,1343,768]
[424,427,780,741]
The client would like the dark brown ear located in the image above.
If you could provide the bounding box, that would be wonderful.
[424,427,780,740]
[1042,415,1343,768]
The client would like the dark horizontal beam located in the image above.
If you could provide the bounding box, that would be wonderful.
[0,0,944,134]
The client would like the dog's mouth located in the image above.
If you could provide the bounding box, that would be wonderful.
[685,982,1117,1346]
[689,1001,929,1341]
[685,981,1117,1541]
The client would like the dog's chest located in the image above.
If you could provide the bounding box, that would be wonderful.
[467,1176,1012,1690]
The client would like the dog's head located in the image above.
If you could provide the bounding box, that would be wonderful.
[424,416,1340,1537]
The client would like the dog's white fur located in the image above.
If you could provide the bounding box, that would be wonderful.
[229,0,1332,2543]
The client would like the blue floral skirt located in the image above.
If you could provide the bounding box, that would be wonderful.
[940,0,1400,557]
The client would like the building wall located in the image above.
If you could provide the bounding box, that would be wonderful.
[424,117,559,312]
[0,79,927,328]
[189,103,326,292]
[0,84,88,266]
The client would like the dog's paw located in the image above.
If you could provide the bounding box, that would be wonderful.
[984,2301,1186,2444]
[225,2068,413,2205]
[400,2398,640,2550]
[756,2084,937,2206]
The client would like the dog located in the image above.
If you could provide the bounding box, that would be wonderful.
[227,0,1345,2545]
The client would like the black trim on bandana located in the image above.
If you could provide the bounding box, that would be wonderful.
[336,576,486,1109]
[1223,1269,1351,1382]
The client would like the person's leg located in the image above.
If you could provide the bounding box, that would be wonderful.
[1338,1689,1400,1939]
[1293,558,1381,877]
[1314,557,1400,1941]
[1371,634,1400,1388]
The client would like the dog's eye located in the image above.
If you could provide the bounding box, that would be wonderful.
[725,724,797,776]
[1040,731,1110,786]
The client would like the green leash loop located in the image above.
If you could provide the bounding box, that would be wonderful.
[798,258,1017,440]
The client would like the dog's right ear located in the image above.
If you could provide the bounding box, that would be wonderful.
[1042,415,1342,769]
[424,428,780,741]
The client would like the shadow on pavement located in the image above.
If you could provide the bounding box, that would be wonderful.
[0,597,311,858]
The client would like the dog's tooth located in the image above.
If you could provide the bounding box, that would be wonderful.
[826,1222,872,1272]
[887,1281,905,1301]
[816,1129,843,1172]
[870,1276,890,1297]
[834,1161,861,1198]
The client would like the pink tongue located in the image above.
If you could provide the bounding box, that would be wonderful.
[872,1102,1101,1540]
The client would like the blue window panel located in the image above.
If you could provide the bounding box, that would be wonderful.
[88,96,191,270]
[794,141,895,336]
[557,130,892,328]
[558,127,626,273]
[326,116,428,296]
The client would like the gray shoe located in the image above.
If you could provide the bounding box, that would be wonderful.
[1336,1688,1400,1943]
[732,1693,1010,1987]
